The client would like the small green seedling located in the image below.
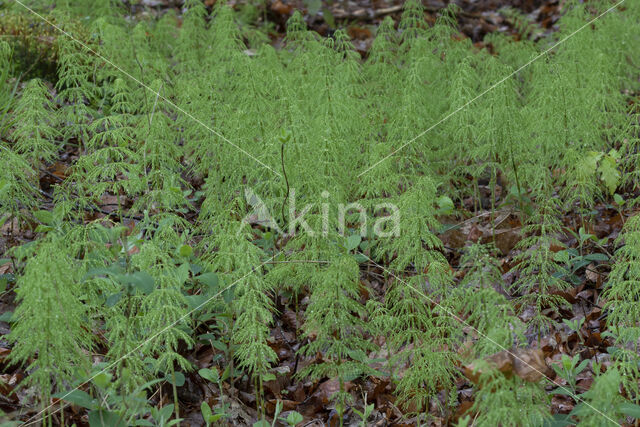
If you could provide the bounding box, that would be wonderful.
[551,354,589,399]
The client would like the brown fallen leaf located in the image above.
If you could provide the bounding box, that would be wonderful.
[0,347,10,362]
[464,348,551,384]
[347,26,372,40]
[551,395,574,414]
[0,261,11,275]
[0,373,19,402]
[490,223,522,255]
[439,225,466,250]
[585,264,599,283]
[49,161,68,180]
[453,400,474,423]
[512,348,552,382]
[467,224,483,243]
[265,398,299,415]
[271,0,293,16]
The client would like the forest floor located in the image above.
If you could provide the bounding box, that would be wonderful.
[134,0,563,50]
[1,0,639,426]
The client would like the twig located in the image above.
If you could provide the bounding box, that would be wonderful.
[331,4,480,20]
[265,260,329,265]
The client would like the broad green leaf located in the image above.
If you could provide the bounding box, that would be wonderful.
[157,404,174,421]
[190,263,203,275]
[584,253,609,262]
[353,253,368,264]
[346,234,361,251]
[619,402,640,418]
[197,272,219,291]
[575,359,589,374]
[261,372,276,382]
[201,401,213,422]
[105,292,122,307]
[583,151,602,176]
[541,413,574,427]
[304,0,321,15]
[599,154,620,195]
[436,195,455,214]
[178,244,193,257]
[176,263,190,285]
[92,372,112,389]
[53,390,96,410]
[223,286,234,304]
[286,411,304,426]
[186,294,208,310]
[322,6,335,28]
[209,414,226,422]
[211,340,227,351]
[88,409,126,427]
[167,371,185,387]
[199,368,220,383]
[33,210,54,225]
[121,271,154,295]
[84,265,124,281]
[198,333,216,342]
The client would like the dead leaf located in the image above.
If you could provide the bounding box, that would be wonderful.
[551,395,574,414]
[271,0,293,16]
[464,348,551,384]
[0,261,11,275]
[347,26,372,40]
[0,373,19,402]
[467,224,483,243]
[492,228,521,255]
[585,264,599,282]
[439,226,466,250]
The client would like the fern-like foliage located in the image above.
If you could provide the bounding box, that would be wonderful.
[2,1,640,425]
[510,194,571,335]
[71,77,143,212]
[373,177,460,415]
[467,361,549,426]
[602,214,640,397]
[133,231,195,376]
[198,204,277,407]
[55,33,97,150]
[298,254,375,415]
[7,237,92,406]
[0,40,15,134]
[456,243,524,356]
[12,78,59,166]
[571,366,631,426]
[0,144,38,221]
